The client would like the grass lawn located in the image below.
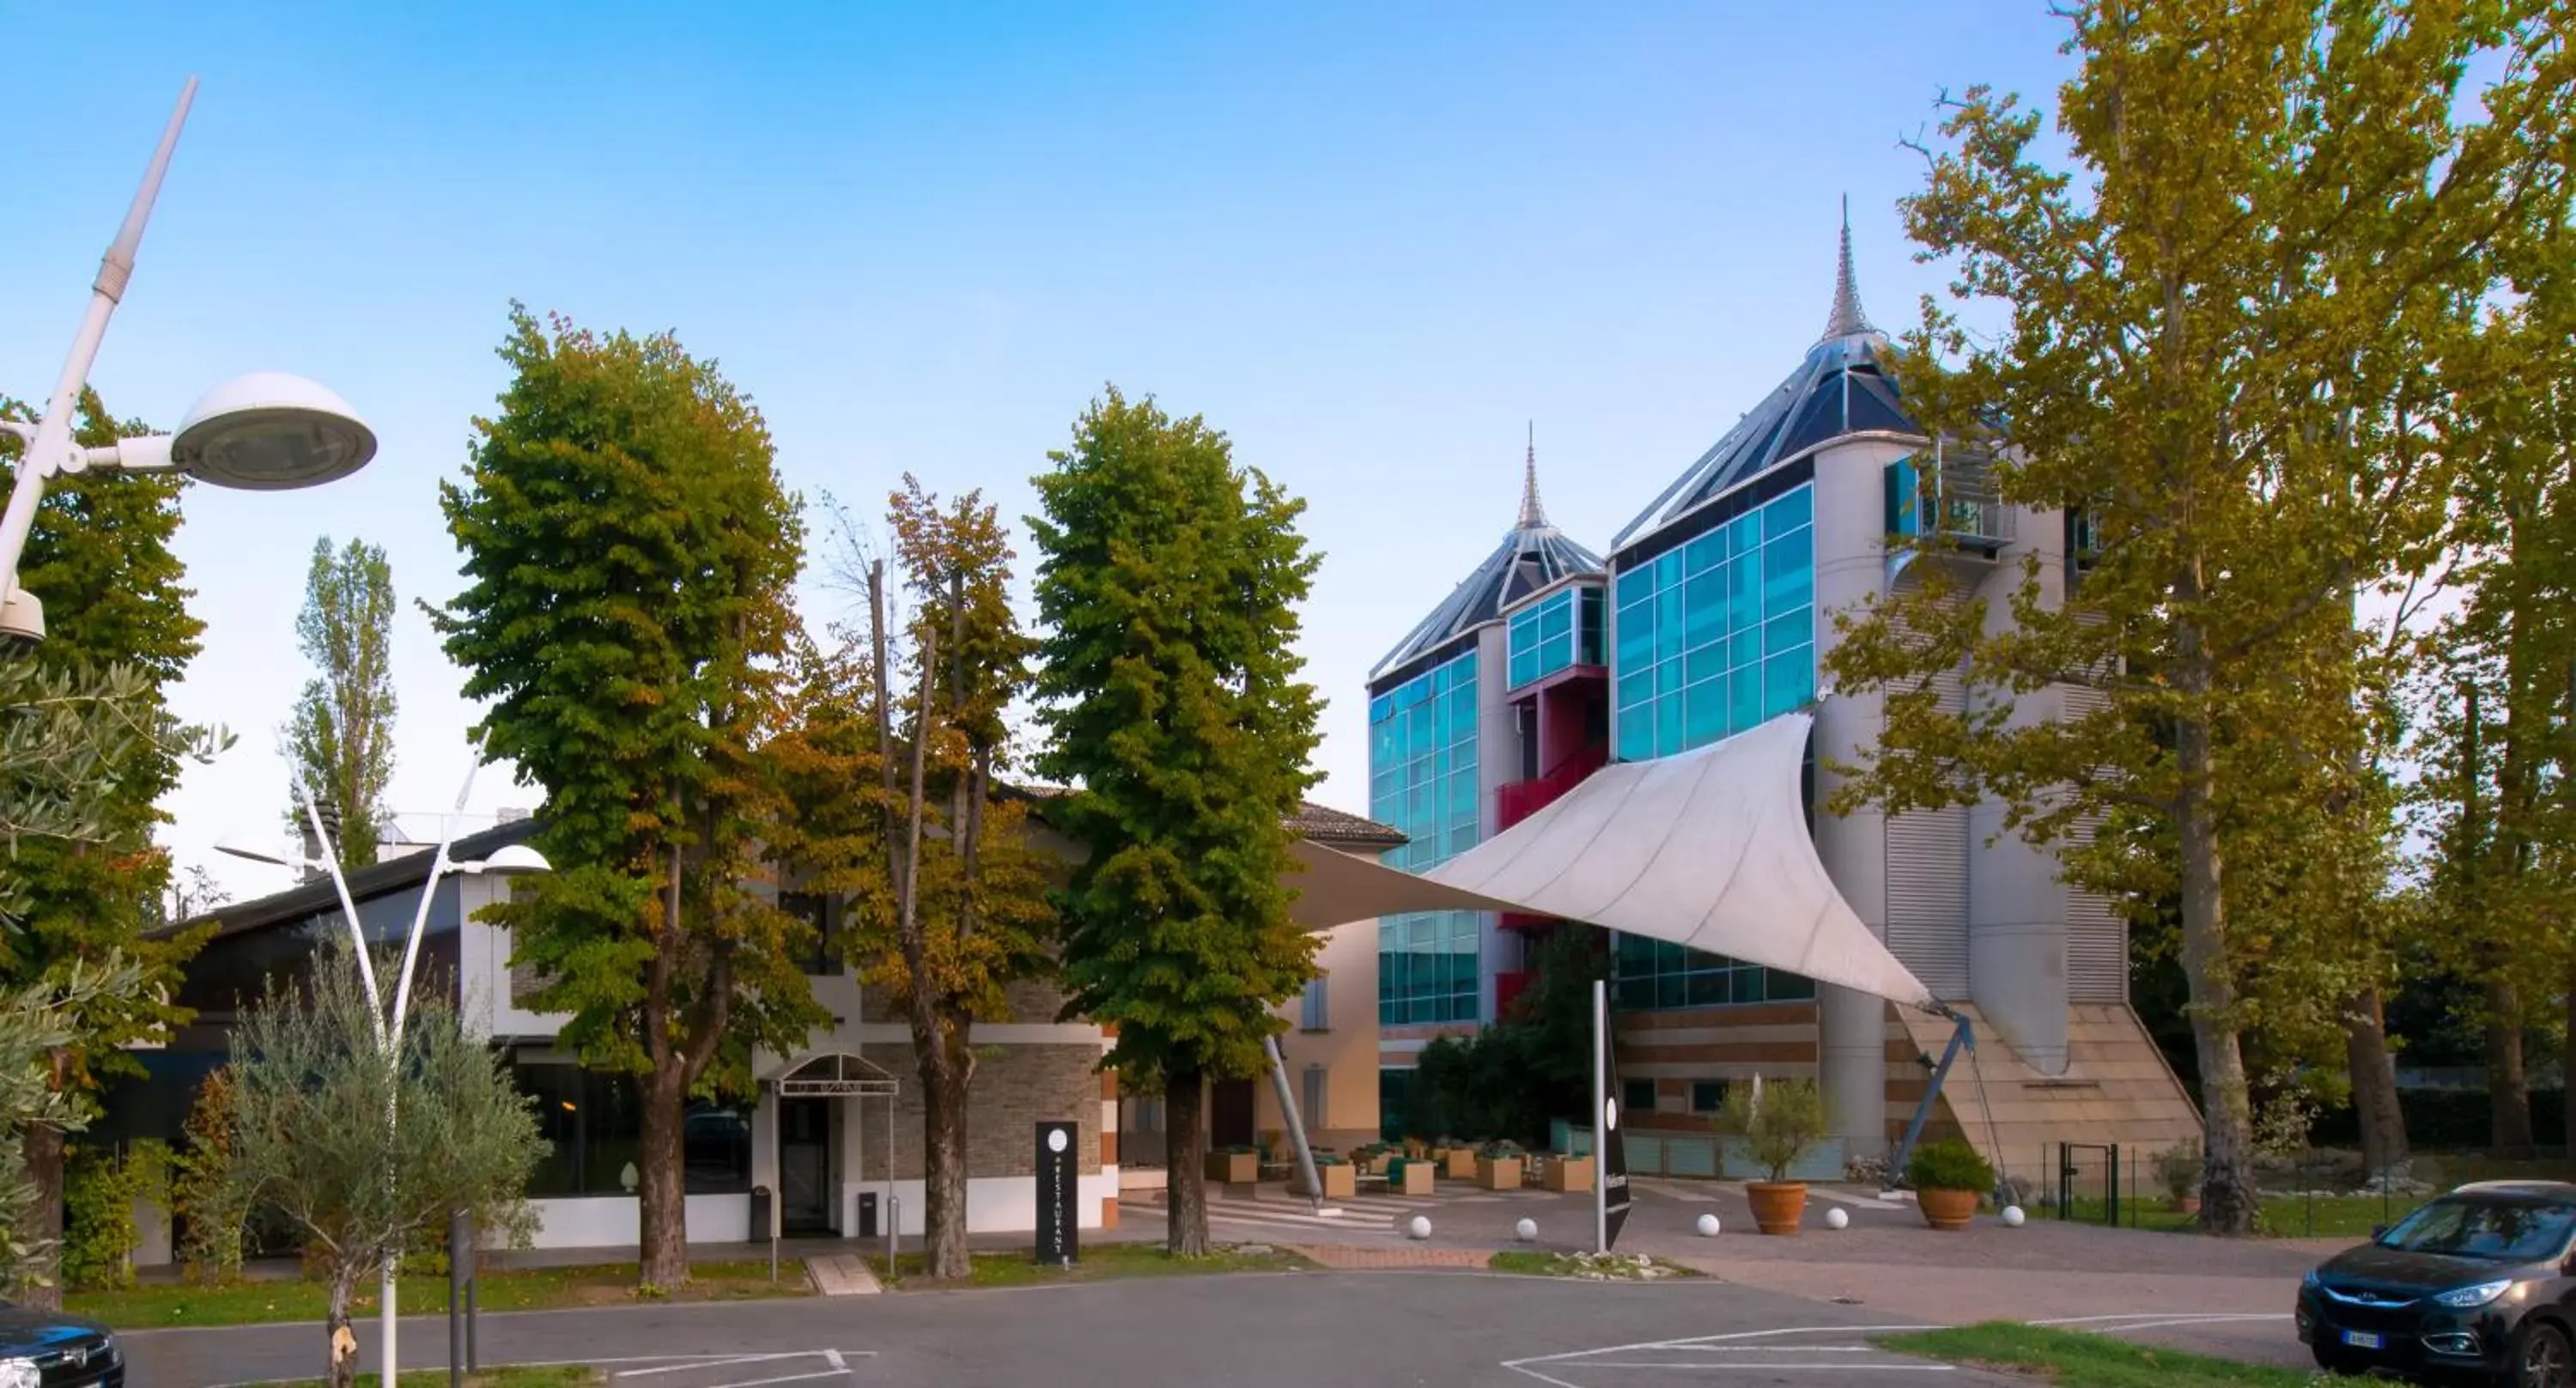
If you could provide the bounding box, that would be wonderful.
[1486,1251,1698,1281]
[887,1240,1312,1288]
[1878,1323,2357,1385]
[70,1261,803,1330]
[2058,1195,2424,1240]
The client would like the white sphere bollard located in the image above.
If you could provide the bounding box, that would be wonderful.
[1694,1212,1721,1238]
[2002,1204,2026,1227]
[1824,1206,1850,1231]
[1408,1214,1433,1240]
[1515,1217,1538,1242]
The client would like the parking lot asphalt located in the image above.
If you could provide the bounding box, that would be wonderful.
[131,1268,2038,1388]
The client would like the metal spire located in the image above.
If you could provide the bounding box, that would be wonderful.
[1820,193,1874,342]
[1517,420,1549,529]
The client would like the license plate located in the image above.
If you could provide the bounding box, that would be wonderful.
[2341,1330,2385,1350]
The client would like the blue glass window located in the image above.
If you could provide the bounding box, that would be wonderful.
[1607,482,1817,762]
[1506,587,1588,690]
[1611,932,1814,1014]
[1370,648,1484,1024]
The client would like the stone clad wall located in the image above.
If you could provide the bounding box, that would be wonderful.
[855,1040,1102,1181]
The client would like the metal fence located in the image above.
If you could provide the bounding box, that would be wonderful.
[2036,1144,2572,1239]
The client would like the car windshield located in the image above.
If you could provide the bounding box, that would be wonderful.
[2377,1197,2576,1262]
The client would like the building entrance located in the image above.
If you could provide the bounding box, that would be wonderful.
[779,1096,835,1234]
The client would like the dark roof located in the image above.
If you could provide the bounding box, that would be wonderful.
[1284,801,1406,849]
[173,794,1409,944]
[1610,214,1924,558]
[1371,436,1603,685]
[1018,782,1405,850]
[162,817,541,944]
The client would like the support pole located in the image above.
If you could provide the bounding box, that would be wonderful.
[1264,1034,1326,1214]
[0,78,195,601]
[1888,1013,1974,1187]
[1593,977,1607,1256]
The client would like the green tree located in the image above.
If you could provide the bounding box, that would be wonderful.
[0,387,210,1304]
[1825,0,2571,1232]
[287,537,398,866]
[434,307,823,1289]
[220,942,544,1388]
[856,481,1052,1279]
[1029,387,1324,1257]
[2404,217,2576,1153]
[0,958,140,1299]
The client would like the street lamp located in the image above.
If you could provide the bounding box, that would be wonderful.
[0,76,376,642]
[219,772,548,1385]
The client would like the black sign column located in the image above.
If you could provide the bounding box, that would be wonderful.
[1035,1120,1078,1268]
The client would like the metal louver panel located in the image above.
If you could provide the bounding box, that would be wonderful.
[1886,807,1968,999]
[2058,685,2127,1001]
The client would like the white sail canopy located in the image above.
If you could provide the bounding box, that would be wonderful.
[1287,712,1933,1009]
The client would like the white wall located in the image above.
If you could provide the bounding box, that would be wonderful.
[517,1174,1118,1250]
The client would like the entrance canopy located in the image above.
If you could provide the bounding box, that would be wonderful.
[1288,712,1934,1009]
[770,1050,900,1097]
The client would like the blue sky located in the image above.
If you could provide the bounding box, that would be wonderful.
[0,2,2075,899]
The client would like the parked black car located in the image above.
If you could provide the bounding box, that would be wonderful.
[2300,1181,2576,1386]
[0,1302,122,1387]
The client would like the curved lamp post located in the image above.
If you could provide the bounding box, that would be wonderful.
[0,76,376,642]
[219,772,549,1384]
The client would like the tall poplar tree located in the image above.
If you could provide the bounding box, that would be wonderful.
[435,307,823,1289]
[0,387,209,1304]
[1822,1,2571,1231]
[1030,388,1323,1257]
[286,537,398,866]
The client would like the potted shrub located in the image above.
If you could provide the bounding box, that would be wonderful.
[1297,1152,1357,1200]
[1544,1149,1595,1192]
[1354,1143,1394,1177]
[1718,1076,1826,1235]
[1440,1138,1477,1180]
[2154,1139,2203,1214]
[1476,1140,1525,1191]
[1905,1139,1993,1231]
[1206,1144,1260,1184]
[1388,1155,1436,1196]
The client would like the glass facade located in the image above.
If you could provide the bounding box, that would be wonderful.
[1609,481,1819,1010]
[1369,648,1484,1025]
[512,1060,754,1197]
[1506,588,1573,688]
[1612,482,1816,763]
[1613,933,1815,1011]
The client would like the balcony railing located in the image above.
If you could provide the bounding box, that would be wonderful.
[1888,454,2014,554]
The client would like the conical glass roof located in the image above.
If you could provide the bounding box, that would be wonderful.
[1610,205,1923,557]
[1370,431,1603,683]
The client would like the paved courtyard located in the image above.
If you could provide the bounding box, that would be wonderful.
[126,1177,2333,1385]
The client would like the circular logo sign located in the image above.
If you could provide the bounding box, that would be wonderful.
[1604,1099,1619,1132]
[1047,1128,1070,1154]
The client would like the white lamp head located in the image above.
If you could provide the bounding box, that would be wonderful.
[468,843,550,877]
[171,372,376,490]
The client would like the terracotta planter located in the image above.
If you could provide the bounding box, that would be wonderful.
[1297,1164,1356,1199]
[1917,1186,1978,1230]
[1476,1156,1523,1191]
[1442,1148,1478,1180]
[1392,1161,1435,1196]
[1747,1180,1808,1235]
[2170,1194,2202,1215]
[1545,1156,1595,1192]
[1206,1151,1258,1184]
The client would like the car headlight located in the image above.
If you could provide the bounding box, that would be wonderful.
[2433,1279,2515,1308]
[0,1355,41,1388]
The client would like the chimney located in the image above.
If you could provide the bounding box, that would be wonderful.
[298,801,344,883]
